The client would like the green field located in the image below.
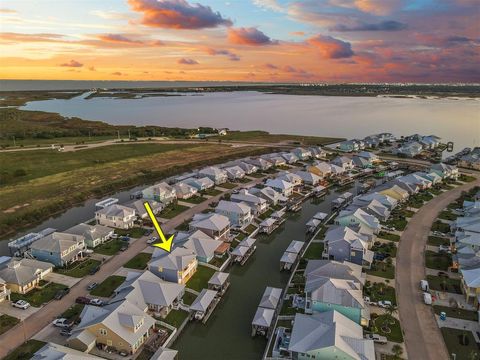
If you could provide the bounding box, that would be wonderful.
[303,242,324,259]
[3,340,46,360]
[11,282,67,307]
[186,266,216,292]
[94,239,125,256]
[210,130,343,145]
[163,309,189,328]
[55,259,101,278]
[90,275,126,297]
[0,314,20,336]
[425,251,451,271]
[441,327,479,359]
[123,252,152,270]
[160,203,190,219]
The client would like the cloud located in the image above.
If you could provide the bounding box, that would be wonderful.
[446,36,473,43]
[0,8,17,13]
[228,27,277,46]
[0,32,65,43]
[97,33,143,44]
[332,20,407,32]
[308,35,354,58]
[331,0,404,16]
[111,71,125,76]
[290,31,305,36]
[177,57,199,65]
[252,0,284,12]
[88,66,96,71]
[128,0,232,29]
[263,63,278,69]
[59,59,83,67]
[205,48,240,61]
[90,10,129,20]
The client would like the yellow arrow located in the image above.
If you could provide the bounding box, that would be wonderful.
[144,201,174,252]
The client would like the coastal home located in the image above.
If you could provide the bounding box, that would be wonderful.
[231,189,268,215]
[149,247,198,284]
[352,192,399,211]
[335,208,381,234]
[250,186,288,206]
[417,171,443,185]
[357,151,379,163]
[129,199,164,219]
[397,173,432,190]
[215,200,253,229]
[459,151,480,170]
[68,300,156,355]
[394,141,423,157]
[0,276,10,303]
[392,178,420,195]
[262,154,286,167]
[111,270,184,318]
[246,157,273,171]
[460,267,480,306]
[65,223,113,248]
[32,343,104,360]
[330,164,346,176]
[235,161,258,174]
[0,258,52,294]
[178,230,223,263]
[430,163,459,180]
[95,204,136,229]
[378,185,409,202]
[323,226,374,267]
[338,140,359,153]
[331,156,354,171]
[277,172,303,187]
[198,166,228,185]
[362,199,391,221]
[352,155,370,168]
[295,171,321,186]
[288,311,375,360]
[420,135,441,149]
[30,232,86,267]
[280,152,299,164]
[363,135,381,148]
[291,147,312,160]
[305,260,366,288]
[190,213,231,241]
[309,146,327,159]
[183,177,215,191]
[308,161,332,178]
[265,178,294,197]
[224,166,246,180]
[173,182,198,199]
[143,182,177,204]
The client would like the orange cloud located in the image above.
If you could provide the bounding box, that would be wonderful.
[228,27,277,46]
[60,59,83,67]
[177,58,198,65]
[308,35,354,58]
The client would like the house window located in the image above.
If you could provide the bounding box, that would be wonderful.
[99,328,107,335]
[107,340,112,346]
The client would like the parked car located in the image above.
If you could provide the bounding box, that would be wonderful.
[52,318,73,328]
[111,234,118,239]
[75,296,91,304]
[60,329,72,337]
[12,300,30,309]
[87,282,98,291]
[89,298,104,307]
[364,333,388,344]
[374,253,387,261]
[378,300,393,308]
[438,271,449,278]
[84,249,94,254]
[363,296,377,306]
[147,237,157,244]
[89,265,100,275]
[439,245,451,253]
[54,288,70,300]
[120,236,130,242]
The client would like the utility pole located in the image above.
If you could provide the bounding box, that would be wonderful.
[117,130,120,141]
[13,135,16,147]
[128,129,131,140]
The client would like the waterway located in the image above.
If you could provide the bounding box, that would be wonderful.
[172,192,339,360]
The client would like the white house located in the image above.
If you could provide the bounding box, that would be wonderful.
[143,182,177,204]
[198,166,228,184]
[215,200,253,228]
[231,189,268,215]
[95,204,136,229]
[173,182,198,199]
[265,179,294,197]
[224,166,246,180]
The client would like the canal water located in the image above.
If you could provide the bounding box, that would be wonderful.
[172,191,339,360]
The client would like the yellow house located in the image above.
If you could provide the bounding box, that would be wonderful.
[307,162,332,178]
[379,185,409,202]
[460,268,480,306]
[0,258,52,294]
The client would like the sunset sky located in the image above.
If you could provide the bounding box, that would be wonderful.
[1,0,479,82]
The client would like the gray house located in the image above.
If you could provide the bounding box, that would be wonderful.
[65,223,113,248]
[30,232,86,267]
[323,226,374,267]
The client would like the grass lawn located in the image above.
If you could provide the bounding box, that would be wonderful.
[434,305,478,321]
[372,242,397,258]
[90,275,126,297]
[441,327,479,359]
[258,208,274,220]
[202,188,223,196]
[373,315,403,343]
[426,275,462,294]
[459,174,476,183]
[55,258,101,278]
[175,220,190,231]
[425,251,451,271]
[427,236,450,246]
[94,238,124,255]
[61,304,85,322]
[182,292,197,306]
[115,227,146,238]
[430,188,443,195]
[280,299,298,316]
[236,232,247,241]
[209,254,228,268]
[438,210,458,221]
[245,224,257,235]
[4,340,46,360]
[367,261,395,279]
[160,203,190,219]
[163,309,189,328]
[431,221,451,234]
[315,226,328,240]
[364,283,397,305]
[378,231,400,242]
[219,182,237,189]
[248,173,265,178]
[0,314,20,336]
[123,252,152,270]
[181,195,207,204]
[186,265,216,292]
[303,242,324,259]
[384,218,408,231]
[11,282,67,307]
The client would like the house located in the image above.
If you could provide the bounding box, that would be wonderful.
[363,135,381,148]
[323,226,374,267]
[112,270,184,318]
[32,342,104,360]
[0,258,52,294]
[338,140,359,152]
[246,157,273,171]
[305,260,366,287]
[262,154,287,167]
[30,232,86,267]
[420,135,441,149]
[308,162,332,178]
[177,230,223,263]
[277,172,303,187]
[149,247,198,284]
[335,208,381,234]
[265,178,294,197]
[95,198,119,210]
[459,152,480,170]
[331,156,354,171]
[460,268,480,305]
[208,271,230,294]
[291,147,311,160]
[190,289,218,321]
[0,276,10,303]
[378,185,409,202]
[231,189,268,215]
[330,164,346,176]
[143,182,177,204]
[394,141,423,157]
[95,204,136,229]
[64,223,113,249]
[68,300,156,355]
[357,151,379,163]
[224,166,246,180]
[215,200,253,229]
[430,163,459,180]
[362,199,391,221]
[183,177,215,191]
[250,186,288,206]
[190,213,231,241]
[217,128,228,136]
[309,146,327,159]
[352,155,370,168]
[198,166,228,184]
[288,311,375,360]
[129,199,164,219]
[295,171,321,186]
[173,182,198,199]
[280,152,299,164]
[236,161,258,174]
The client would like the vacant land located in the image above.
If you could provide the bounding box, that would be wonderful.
[303,242,324,259]
[94,239,125,256]
[441,327,479,359]
[425,251,452,271]
[123,252,152,270]
[55,258,100,278]
[186,265,216,292]
[3,340,46,360]
[210,130,343,145]
[11,282,66,307]
[0,315,19,336]
[90,275,126,297]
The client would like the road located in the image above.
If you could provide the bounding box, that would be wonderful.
[396,177,480,360]
[0,176,267,358]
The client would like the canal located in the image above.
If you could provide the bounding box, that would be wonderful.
[172,191,340,360]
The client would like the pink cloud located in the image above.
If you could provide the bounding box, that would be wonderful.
[228,27,277,46]
[177,58,199,65]
[205,48,240,61]
[308,35,354,59]
[59,59,83,67]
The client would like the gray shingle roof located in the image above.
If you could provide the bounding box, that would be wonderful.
[190,289,217,312]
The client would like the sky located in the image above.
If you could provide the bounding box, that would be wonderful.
[0,0,479,82]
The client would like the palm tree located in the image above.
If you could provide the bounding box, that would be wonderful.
[385,303,398,325]
[391,344,403,360]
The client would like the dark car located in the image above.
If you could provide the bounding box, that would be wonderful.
[89,265,100,275]
[54,288,70,300]
[374,253,387,261]
[75,296,91,304]
[438,271,449,278]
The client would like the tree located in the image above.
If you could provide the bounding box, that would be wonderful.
[385,304,398,325]
[391,344,403,360]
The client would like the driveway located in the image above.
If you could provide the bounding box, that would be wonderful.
[0,301,40,321]
[44,273,82,288]
[396,177,480,360]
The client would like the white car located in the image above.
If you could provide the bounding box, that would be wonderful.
[364,333,388,344]
[84,249,94,254]
[89,298,104,306]
[52,318,72,328]
[147,237,158,244]
[12,300,30,309]
[363,296,377,306]
[378,300,393,308]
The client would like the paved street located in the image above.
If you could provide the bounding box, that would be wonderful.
[396,177,480,360]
